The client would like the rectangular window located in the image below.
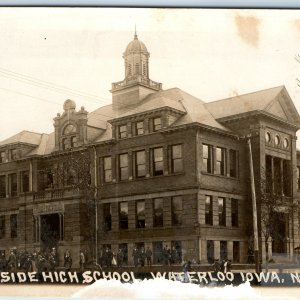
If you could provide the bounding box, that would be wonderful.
[119,202,128,230]
[205,195,213,225]
[10,214,17,238]
[8,173,17,197]
[9,149,17,161]
[283,160,291,197]
[103,157,112,183]
[171,241,182,264]
[21,171,29,193]
[172,196,183,226]
[119,153,129,181]
[0,176,6,198]
[135,121,144,135]
[0,216,5,239]
[229,149,238,177]
[119,243,128,265]
[136,200,146,228]
[298,167,300,191]
[231,198,238,227]
[153,198,163,227]
[119,125,127,139]
[218,197,226,226]
[207,240,214,264]
[233,241,240,263]
[153,241,163,264]
[171,144,183,173]
[0,151,5,163]
[203,144,213,173]
[135,151,146,178]
[103,203,112,231]
[266,155,272,193]
[216,147,226,175]
[220,241,227,260]
[153,117,162,132]
[153,147,164,176]
[70,136,77,148]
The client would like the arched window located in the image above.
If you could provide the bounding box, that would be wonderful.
[63,124,76,135]
[135,63,139,74]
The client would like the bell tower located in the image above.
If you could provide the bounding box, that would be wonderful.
[111,31,162,109]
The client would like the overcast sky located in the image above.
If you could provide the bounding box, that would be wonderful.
[1,8,300,142]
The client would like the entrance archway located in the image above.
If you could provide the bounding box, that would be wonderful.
[40,214,60,251]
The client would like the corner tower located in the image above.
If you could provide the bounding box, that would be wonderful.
[111,31,162,109]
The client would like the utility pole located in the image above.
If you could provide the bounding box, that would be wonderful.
[247,135,261,273]
[93,146,98,265]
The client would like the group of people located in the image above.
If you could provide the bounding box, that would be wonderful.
[0,248,76,272]
[100,245,182,268]
[212,258,232,273]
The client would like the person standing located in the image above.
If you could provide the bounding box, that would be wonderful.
[64,250,72,271]
[132,246,139,267]
[117,248,124,267]
[79,250,85,271]
[139,248,146,267]
[145,247,152,266]
[7,249,17,272]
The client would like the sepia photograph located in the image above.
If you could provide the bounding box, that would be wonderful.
[1,6,300,298]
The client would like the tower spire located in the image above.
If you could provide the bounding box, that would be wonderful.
[134,24,138,39]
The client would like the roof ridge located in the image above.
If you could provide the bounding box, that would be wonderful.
[207,85,285,105]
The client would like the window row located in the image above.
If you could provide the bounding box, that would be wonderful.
[0,214,18,239]
[207,240,240,263]
[0,171,30,198]
[102,144,183,183]
[103,196,183,231]
[202,144,238,178]
[118,117,162,139]
[265,132,289,149]
[0,149,17,164]
[205,196,239,227]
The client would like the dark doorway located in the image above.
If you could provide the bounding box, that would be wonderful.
[153,241,163,264]
[272,212,286,254]
[207,240,214,264]
[40,214,60,251]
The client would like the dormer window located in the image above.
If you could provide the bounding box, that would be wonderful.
[9,149,17,161]
[153,117,162,132]
[119,125,127,139]
[136,121,144,135]
[0,151,5,163]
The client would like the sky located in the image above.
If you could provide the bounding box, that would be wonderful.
[1,8,300,142]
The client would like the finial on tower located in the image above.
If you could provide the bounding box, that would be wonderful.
[134,24,138,39]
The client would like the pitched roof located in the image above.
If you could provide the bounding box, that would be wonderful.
[0,130,42,147]
[205,86,285,120]
[27,133,54,156]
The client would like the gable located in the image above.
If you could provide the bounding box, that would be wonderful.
[265,99,288,121]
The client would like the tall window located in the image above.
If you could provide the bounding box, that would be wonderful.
[283,160,291,197]
[231,198,238,227]
[8,173,17,197]
[0,176,6,198]
[103,203,112,231]
[233,241,240,263]
[297,167,300,190]
[135,63,139,74]
[207,240,214,263]
[62,138,68,150]
[172,196,183,226]
[153,147,163,176]
[135,121,144,135]
[103,157,112,183]
[0,216,4,239]
[119,125,127,139]
[143,63,147,76]
[128,64,132,76]
[136,200,146,228]
[203,144,213,173]
[119,202,128,230]
[0,151,5,163]
[205,195,213,225]
[10,214,17,238]
[21,171,29,193]
[153,117,162,132]
[70,136,77,148]
[220,241,227,260]
[218,197,226,226]
[171,145,183,173]
[119,154,129,181]
[135,151,146,178]
[9,149,17,161]
[153,198,163,227]
[229,149,238,177]
[216,147,226,175]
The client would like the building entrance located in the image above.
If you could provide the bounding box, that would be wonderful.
[40,214,60,251]
[272,212,287,254]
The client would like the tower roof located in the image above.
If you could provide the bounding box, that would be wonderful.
[124,33,148,55]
